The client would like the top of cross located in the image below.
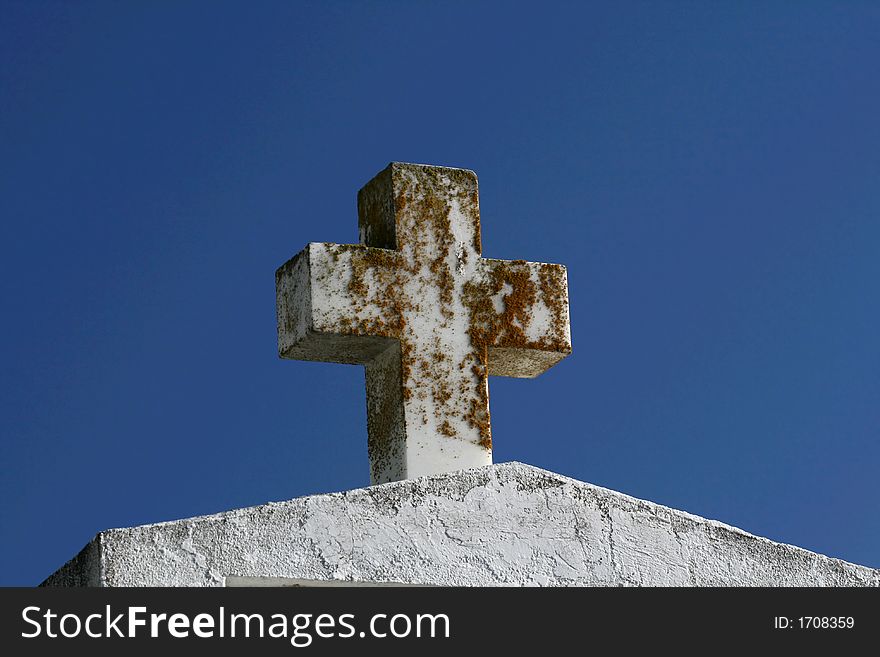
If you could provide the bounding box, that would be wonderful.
[276,163,572,484]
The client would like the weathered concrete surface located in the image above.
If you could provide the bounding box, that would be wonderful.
[276,163,572,484]
[43,463,878,587]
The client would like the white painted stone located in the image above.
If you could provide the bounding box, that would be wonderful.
[43,463,879,587]
[276,163,572,484]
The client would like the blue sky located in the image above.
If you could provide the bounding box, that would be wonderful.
[2,1,878,585]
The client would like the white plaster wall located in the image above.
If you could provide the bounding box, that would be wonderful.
[43,462,879,587]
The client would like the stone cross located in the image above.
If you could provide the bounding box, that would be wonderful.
[276,163,572,484]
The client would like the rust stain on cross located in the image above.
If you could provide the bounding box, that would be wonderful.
[276,163,572,484]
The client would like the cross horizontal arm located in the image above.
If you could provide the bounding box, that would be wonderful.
[471,258,572,378]
[276,242,403,365]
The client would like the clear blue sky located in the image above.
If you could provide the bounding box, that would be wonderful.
[2,2,878,585]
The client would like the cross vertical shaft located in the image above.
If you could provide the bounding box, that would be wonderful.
[358,165,488,482]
